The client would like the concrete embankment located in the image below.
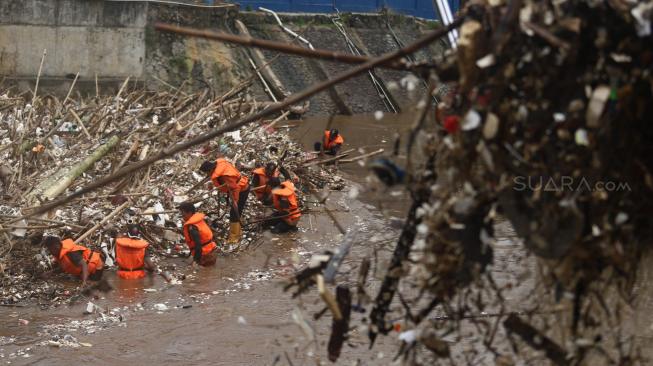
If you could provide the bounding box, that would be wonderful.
[0,0,444,114]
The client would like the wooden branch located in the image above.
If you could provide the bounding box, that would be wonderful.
[338,148,384,164]
[327,285,351,362]
[503,314,569,366]
[244,209,309,226]
[302,149,355,167]
[323,231,357,283]
[154,23,411,71]
[317,274,342,321]
[522,21,571,50]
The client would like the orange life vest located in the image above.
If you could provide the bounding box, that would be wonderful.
[272,181,301,225]
[57,239,103,277]
[323,130,344,150]
[115,237,149,280]
[211,159,250,202]
[252,167,279,200]
[183,213,218,257]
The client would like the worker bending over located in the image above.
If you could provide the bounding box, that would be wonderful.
[200,157,250,244]
[314,129,344,155]
[265,177,301,233]
[178,202,218,266]
[115,225,155,279]
[252,162,292,205]
[43,236,104,285]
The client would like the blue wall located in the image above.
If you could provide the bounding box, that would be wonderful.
[231,0,460,20]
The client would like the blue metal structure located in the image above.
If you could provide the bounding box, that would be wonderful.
[231,0,460,19]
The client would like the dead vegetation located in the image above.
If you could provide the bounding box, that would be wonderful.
[0,72,349,307]
[0,0,652,364]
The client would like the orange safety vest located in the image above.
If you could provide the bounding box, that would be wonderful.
[115,237,149,280]
[272,181,301,225]
[57,239,103,277]
[323,130,344,150]
[183,212,218,257]
[211,158,250,201]
[252,167,279,200]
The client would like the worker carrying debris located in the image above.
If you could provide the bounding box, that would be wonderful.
[264,177,301,233]
[178,202,218,266]
[115,225,155,279]
[251,162,292,205]
[43,236,104,284]
[314,129,344,155]
[200,157,250,244]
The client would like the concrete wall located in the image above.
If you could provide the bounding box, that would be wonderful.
[0,0,147,78]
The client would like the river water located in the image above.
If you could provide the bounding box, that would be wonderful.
[0,113,413,365]
[0,112,540,365]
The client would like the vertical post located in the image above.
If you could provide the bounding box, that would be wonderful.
[432,0,459,48]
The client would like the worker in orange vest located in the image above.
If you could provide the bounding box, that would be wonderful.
[265,177,301,233]
[115,224,155,279]
[251,162,292,205]
[43,236,104,284]
[200,157,250,244]
[314,129,344,155]
[178,202,218,266]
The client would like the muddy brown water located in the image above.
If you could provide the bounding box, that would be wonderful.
[0,113,413,365]
[1,112,535,365]
[1,190,400,365]
[290,111,422,218]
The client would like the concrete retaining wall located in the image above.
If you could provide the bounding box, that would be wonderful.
[0,0,147,78]
[0,0,240,94]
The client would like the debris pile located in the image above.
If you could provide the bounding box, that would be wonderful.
[284,1,653,364]
[0,79,341,306]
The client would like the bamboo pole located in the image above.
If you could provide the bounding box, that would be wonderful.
[28,135,120,202]
[63,72,80,104]
[68,109,92,140]
[136,210,178,216]
[338,148,384,164]
[113,139,139,172]
[75,200,130,244]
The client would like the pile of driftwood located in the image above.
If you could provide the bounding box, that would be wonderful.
[0,68,351,306]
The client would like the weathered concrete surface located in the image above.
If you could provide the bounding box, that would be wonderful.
[0,0,443,110]
[0,0,241,95]
[0,25,145,77]
[0,0,147,78]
